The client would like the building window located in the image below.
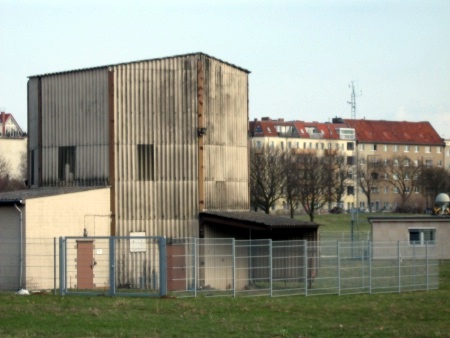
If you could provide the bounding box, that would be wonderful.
[137,144,154,181]
[404,145,409,152]
[281,142,284,150]
[414,146,419,153]
[413,160,419,167]
[270,141,274,148]
[58,146,76,182]
[371,144,377,151]
[437,147,441,154]
[425,146,431,153]
[288,142,292,149]
[384,145,388,152]
[303,142,306,149]
[347,142,354,150]
[393,145,399,152]
[393,158,399,166]
[403,159,410,166]
[393,187,399,193]
[315,143,319,150]
[321,143,324,150]
[360,144,365,151]
[347,156,355,165]
[409,229,435,245]
[437,160,443,167]
[425,160,433,167]
[255,140,262,148]
[347,186,354,195]
[384,187,389,193]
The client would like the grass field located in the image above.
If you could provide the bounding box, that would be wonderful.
[1,213,449,337]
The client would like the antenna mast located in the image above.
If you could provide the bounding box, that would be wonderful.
[348,81,361,242]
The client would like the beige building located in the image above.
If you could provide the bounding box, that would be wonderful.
[249,117,445,214]
[345,119,445,212]
[369,216,450,260]
[249,117,357,213]
[0,187,110,290]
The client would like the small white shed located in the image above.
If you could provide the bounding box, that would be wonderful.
[369,216,450,260]
[0,187,111,290]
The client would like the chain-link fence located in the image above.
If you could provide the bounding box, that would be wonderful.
[0,237,439,298]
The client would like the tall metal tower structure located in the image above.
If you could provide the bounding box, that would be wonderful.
[348,81,360,241]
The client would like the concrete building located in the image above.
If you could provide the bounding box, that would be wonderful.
[0,53,318,291]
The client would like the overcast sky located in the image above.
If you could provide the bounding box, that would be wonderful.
[1,0,449,138]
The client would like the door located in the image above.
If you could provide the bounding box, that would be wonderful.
[77,240,94,289]
[167,244,186,291]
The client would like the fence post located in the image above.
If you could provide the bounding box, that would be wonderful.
[398,241,401,293]
[269,239,273,297]
[337,240,341,296]
[194,238,198,297]
[413,241,416,290]
[232,238,236,297]
[59,237,65,296]
[54,237,57,295]
[368,240,372,294]
[426,241,429,291]
[109,237,115,296]
[304,240,308,297]
[159,237,167,297]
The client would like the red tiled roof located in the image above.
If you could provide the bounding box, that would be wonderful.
[344,119,443,145]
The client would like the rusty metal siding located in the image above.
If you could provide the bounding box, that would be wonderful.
[38,69,110,186]
[112,56,199,238]
[203,57,249,210]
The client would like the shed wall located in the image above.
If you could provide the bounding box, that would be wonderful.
[0,207,21,290]
[24,188,111,290]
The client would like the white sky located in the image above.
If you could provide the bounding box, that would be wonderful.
[1,0,450,138]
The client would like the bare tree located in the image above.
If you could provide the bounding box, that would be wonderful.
[384,155,422,209]
[420,166,450,208]
[296,153,329,222]
[323,151,352,210]
[250,145,286,214]
[284,153,302,218]
[357,155,384,212]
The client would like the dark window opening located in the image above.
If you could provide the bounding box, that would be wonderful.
[347,142,354,150]
[137,144,154,181]
[58,146,76,182]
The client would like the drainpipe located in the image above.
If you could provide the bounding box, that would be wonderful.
[14,203,23,289]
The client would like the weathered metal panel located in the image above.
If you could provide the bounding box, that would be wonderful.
[27,78,40,186]
[38,69,110,186]
[202,57,249,210]
[112,56,200,238]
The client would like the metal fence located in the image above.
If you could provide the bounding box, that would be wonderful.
[167,238,439,297]
[0,237,439,298]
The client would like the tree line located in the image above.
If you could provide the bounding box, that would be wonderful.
[250,145,450,221]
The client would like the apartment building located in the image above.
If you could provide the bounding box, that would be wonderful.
[249,117,357,213]
[249,117,445,214]
[343,119,444,212]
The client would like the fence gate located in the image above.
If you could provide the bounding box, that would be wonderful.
[59,236,167,297]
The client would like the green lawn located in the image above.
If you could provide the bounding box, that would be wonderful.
[0,261,449,337]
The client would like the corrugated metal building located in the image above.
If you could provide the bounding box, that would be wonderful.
[27,53,250,238]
